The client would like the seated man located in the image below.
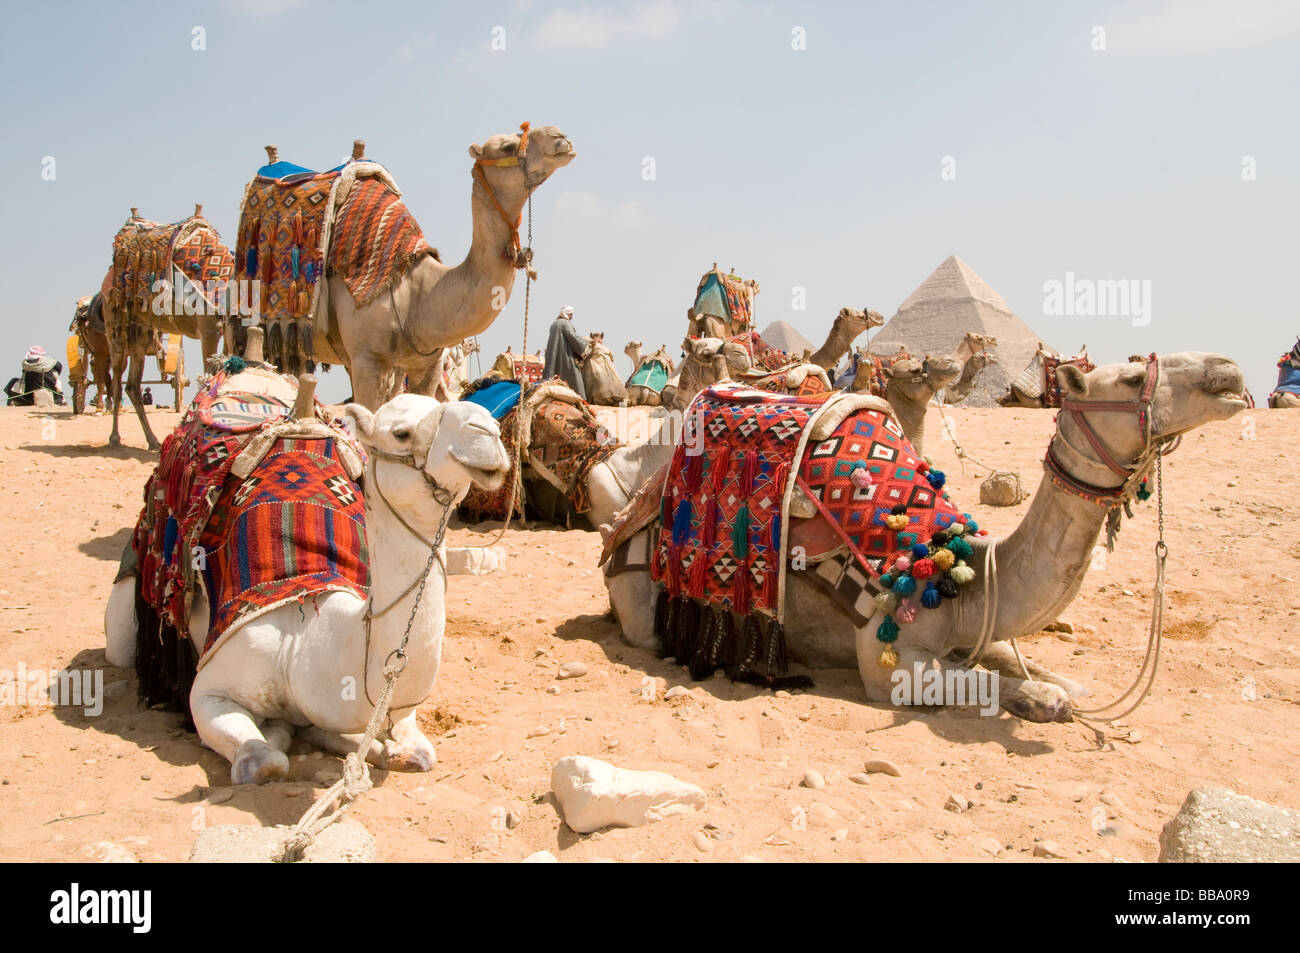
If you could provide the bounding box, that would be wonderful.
[4,346,65,406]
[142,387,154,406]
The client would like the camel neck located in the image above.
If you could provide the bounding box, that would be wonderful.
[887,385,928,457]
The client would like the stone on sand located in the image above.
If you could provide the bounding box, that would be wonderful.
[1159,787,1300,863]
[551,755,706,834]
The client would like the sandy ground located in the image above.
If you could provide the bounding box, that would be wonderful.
[0,400,1297,864]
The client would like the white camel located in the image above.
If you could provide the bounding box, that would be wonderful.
[105,386,509,784]
[599,353,1248,721]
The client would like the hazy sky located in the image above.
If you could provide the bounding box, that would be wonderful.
[2,0,1297,406]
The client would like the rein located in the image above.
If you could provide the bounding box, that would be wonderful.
[473,121,534,268]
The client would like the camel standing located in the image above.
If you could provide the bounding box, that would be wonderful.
[315,126,576,409]
[601,353,1248,722]
[105,379,510,784]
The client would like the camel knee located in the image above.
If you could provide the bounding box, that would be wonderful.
[104,577,138,669]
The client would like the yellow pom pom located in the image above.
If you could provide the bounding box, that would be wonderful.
[950,562,976,585]
[879,646,899,668]
[885,514,909,531]
[932,549,955,571]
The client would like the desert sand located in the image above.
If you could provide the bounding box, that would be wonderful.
[0,400,1296,863]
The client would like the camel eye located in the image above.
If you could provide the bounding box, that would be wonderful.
[393,428,411,441]
[501,141,518,155]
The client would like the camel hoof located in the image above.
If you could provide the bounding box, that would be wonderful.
[231,740,290,785]
[382,742,436,773]
[1002,681,1073,723]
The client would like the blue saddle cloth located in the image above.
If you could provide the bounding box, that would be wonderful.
[463,380,522,419]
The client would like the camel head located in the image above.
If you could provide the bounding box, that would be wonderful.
[835,307,884,339]
[671,337,732,410]
[469,124,576,199]
[964,331,998,353]
[625,340,642,361]
[345,395,510,518]
[885,354,961,402]
[1055,353,1247,468]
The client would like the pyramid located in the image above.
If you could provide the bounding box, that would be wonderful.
[868,255,1049,407]
[760,320,816,357]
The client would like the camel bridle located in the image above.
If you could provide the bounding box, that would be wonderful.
[472,120,536,268]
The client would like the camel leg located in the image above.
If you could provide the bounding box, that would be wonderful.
[296,725,386,766]
[381,706,436,772]
[123,353,161,450]
[969,641,1089,699]
[348,355,395,411]
[190,690,289,784]
[199,317,220,374]
[405,359,442,399]
[107,340,128,448]
[262,719,294,754]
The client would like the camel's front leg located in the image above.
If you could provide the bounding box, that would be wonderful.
[381,706,436,772]
[124,353,161,450]
[296,725,387,767]
[970,641,1089,699]
[191,690,290,784]
[347,355,397,411]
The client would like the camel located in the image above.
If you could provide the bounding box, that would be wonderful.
[102,206,228,449]
[580,332,628,406]
[942,333,1000,405]
[600,353,1248,722]
[809,308,884,371]
[623,342,675,407]
[1001,344,1093,408]
[69,294,112,414]
[104,375,510,784]
[688,264,760,340]
[316,126,576,409]
[1268,339,1300,408]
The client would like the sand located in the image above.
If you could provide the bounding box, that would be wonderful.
[0,401,1296,863]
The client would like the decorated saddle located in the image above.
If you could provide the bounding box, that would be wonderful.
[129,363,367,716]
[628,358,671,393]
[234,155,439,373]
[459,378,622,522]
[1273,344,1300,398]
[694,267,758,336]
[601,383,985,682]
[106,212,235,343]
[1003,346,1094,407]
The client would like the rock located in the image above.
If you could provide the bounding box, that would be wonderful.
[189,822,376,863]
[523,850,558,863]
[103,681,129,702]
[802,770,825,790]
[945,793,970,813]
[1043,620,1074,634]
[864,759,902,777]
[84,841,138,863]
[691,831,714,853]
[551,755,707,834]
[831,829,848,842]
[848,773,871,785]
[1159,787,1300,862]
[808,803,837,821]
[977,837,1002,857]
[546,686,560,695]
[204,787,234,805]
[473,834,500,853]
[980,470,1026,507]
[558,661,588,680]
[1033,839,1067,859]
[506,810,522,830]
[527,726,551,738]
[664,686,691,700]
[313,770,339,786]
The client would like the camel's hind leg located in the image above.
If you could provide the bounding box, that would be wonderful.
[190,689,289,785]
[123,352,161,450]
[970,641,1089,699]
[381,706,436,772]
[296,726,386,767]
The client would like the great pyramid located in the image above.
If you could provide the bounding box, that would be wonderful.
[868,255,1048,407]
[760,320,816,357]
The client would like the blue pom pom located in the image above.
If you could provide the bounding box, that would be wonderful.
[921,583,941,609]
[965,519,979,534]
[880,573,894,589]
[927,469,946,489]
[893,575,917,597]
[912,543,929,560]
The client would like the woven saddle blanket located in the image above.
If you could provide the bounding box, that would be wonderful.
[628,359,671,393]
[108,215,234,321]
[729,331,791,373]
[459,379,622,520]
[131,365,367,665]
[235,158,439,370]
[850,350,914,398]
[1273,354,1300,397]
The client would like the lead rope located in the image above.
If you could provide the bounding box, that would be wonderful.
[276,500,453,863]
[1009,450,1168,729]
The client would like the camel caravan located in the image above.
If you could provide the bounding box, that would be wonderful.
[17,118,1254,867]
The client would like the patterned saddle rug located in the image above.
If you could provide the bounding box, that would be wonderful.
[628,359,671,393]
[849,350,914,398]
[695,269,758,335]
[129,364,367,716]
[234,157,439,374]
[107,213,234,342]
[604,385,984,682]
[459,379,622,522]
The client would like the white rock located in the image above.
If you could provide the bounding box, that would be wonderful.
[692,831,714,853]
[977,837,1002,857]
[85,841,138,863]
[848,773,871,785]
[809,803,837,821]
[802,769,825,790]
[1033,839,1067,859]
[527,726,551,739]
[864,759,902,777]
[665,686,691,700]
[551,755,707,834]
[558,661,588,680]
[522,850,558,863]
[945,793,970,813]
[832,829,848,842]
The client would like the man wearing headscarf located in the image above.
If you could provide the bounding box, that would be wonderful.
[543,305,590,398]
[4,346,65,406]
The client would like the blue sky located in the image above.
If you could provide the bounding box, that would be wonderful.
[2,0,1297,404]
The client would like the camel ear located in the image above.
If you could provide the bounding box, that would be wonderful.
[344,404,375,442]
[1056,364,1089,398]
[468,143,484,159]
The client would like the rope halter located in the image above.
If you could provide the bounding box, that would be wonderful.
[471,120,534,268]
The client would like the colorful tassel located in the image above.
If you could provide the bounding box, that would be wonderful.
[732,506,751,560]
[950,562,975,585]
[921,583,942,609]
[892,575,917,597]
[874,591,899,615]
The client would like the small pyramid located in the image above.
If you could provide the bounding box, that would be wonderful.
[760,321,816,357]
[869,255,1050,406]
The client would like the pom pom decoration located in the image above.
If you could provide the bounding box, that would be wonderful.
[947,536,974,560]
[964,519,979,534]
[897,600,918,624]
[874,591,900,615]
[892,575,917,597]
[877,616,899,643]
[950,562,976,585]
[894,556,912,573]
[947,522,966,537]
[879,573,894,589]
[885,514,909,531]
[912,543,930,560]
[932,549,955,571]
[850,467,872,488]
[890,505,908,516]
[936,576,959,599]
[912,558,937,580]
[926,469,946,490]
[921,583,942,609]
